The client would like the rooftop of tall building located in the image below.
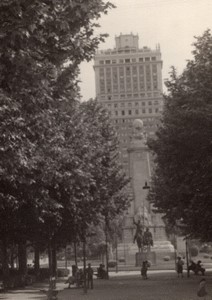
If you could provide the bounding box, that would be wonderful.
[96,33,160,55]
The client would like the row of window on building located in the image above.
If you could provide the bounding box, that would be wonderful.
[99,65,158,80]
[100,92,161,100]
[99,82,159,94]
[111,116,158,123]
[105,99,161,108]
[109,107,161,117]
[98,56,158,65]
[99,64,159,94]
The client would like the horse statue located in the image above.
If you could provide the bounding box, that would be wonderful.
[143,228,153,253]
[135,228,154,253]
[135,232,143,253]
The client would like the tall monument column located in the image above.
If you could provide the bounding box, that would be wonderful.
[123,119,153,243]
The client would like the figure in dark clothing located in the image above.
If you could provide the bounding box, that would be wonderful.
[97,264,107,279]
[197,278,207,298]
[143,228,153,247]
[196,261,205,276]
[188,260,205,276]
[141,261,149,279]
[65,266,79,288]
[176,257,184,278]
[86,263,94,289]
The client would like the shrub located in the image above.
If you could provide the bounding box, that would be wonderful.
[118,257,125,263]
[190,246,199,257]
[108,261,117,268]
[163,256,170,261]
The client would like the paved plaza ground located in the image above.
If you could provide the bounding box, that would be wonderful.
[1,271,212,300]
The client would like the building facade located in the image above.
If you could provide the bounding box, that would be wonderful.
[94,33,163,175]
[94,34,167,251]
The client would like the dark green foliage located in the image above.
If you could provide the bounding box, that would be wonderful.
[0,0,131,278]
[189,246,199,257]
[55,99,130,242]
[148,30,212,241]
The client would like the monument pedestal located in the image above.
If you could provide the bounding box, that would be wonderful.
[135,251,156,267]
[118,119,168,266]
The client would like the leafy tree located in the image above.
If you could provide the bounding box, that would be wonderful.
[0,0,115,280]
[79,100,131,220]
[55,99,130,245]
[148,30,212,241]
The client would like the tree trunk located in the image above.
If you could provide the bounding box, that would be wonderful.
[34,243,40,279]
[48,242,53,278]
[74,241,78,267]
[10,245,15,269]
[105,216,109,279]
[65,245,67,269]
[1,239,9,286]
[52,240,57,277]
[18,242,27,276]
[83,239,87,294]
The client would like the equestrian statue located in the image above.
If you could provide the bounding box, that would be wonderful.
[133,218,153,253]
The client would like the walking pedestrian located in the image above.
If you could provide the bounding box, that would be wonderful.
[141,261,149,280]
[86,263,94,289]
[176,256,184,278]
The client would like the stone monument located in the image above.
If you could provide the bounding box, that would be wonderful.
[121,119,167,266]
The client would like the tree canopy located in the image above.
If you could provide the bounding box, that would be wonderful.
[148,30,212,241]
[0,0,131,278]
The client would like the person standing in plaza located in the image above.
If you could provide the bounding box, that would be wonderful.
[176,256,184,278]
[141,261,149,280]
[86,263,94,289]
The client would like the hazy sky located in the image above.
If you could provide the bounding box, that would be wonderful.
[79,0,212,101]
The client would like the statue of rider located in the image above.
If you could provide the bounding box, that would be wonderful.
[143,227,153,246]
[133,218,143,243]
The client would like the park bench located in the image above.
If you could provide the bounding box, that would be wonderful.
[188,261,205,276]
[65,275,84,288]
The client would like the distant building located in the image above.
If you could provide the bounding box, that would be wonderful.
[94,34,167,251]
[94,33,163,174]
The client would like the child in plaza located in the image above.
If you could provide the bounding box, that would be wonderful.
[176,256,184,278]
[141,261,149,280]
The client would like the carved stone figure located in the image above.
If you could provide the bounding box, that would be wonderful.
[132,119,145,141]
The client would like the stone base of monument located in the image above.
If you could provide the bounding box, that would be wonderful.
[135,252,156,267]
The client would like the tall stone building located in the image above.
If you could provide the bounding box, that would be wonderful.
[94,34,166,251]
[94,33,163,175]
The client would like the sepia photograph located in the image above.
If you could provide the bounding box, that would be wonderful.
[0,1,211,299]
